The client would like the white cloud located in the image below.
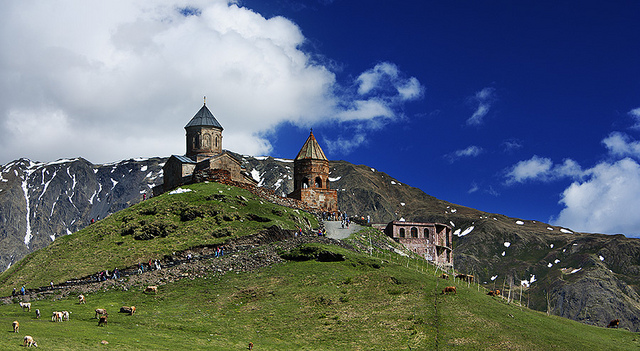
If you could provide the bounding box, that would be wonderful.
[0,1,422,163]
[445,145,483,163]
[455,145,483,158]
[505,156,553,183]
[629,107,640,129]
[505,156,583,184]
[602,132,640,158]
[551,158,640,236]
[468,182,479,194]
[502,139,523,153]
[356,62,422,101]
[466,87,496,126]
[323,133,366,155]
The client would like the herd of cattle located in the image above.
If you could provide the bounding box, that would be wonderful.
[438,272,622,329]
[9,286,156,347]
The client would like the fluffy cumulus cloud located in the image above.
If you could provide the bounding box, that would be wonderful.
[0,0,422,164]
[466,87,496,126]
[629,107,640,129]
[551,158,640,236]
[322,62,423,153]
[550,130,640,236]
[602,132,640,158]
[507,130,640,236]
[504,156,583,184]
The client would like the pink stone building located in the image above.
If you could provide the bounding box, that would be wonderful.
[384,221,453,266]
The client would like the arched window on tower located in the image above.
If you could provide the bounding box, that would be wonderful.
[203,134,211,148]
[215,136,219,148]
[302,177,309,189]
[399,228,405,238]
[424,228,429,242]
[315,177,322,188]
[411,227,418,238]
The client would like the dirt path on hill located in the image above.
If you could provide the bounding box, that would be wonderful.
[1,229,354,305]
[323,220,363,240]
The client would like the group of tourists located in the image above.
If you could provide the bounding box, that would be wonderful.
[97,268,120,281]
[11,286,26,296]
[215,246,225,257]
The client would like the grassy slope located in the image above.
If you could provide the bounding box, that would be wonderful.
[0,182,317,295]
[1,182,637,350]
[1,243,637,350]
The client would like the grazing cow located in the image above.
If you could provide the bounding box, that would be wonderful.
[12,321,19,333]
[62,311,70,321]
[78,294,86,304]
[119,306,136,315]
[95,309,107,319]
[456,274,474,283]
[35,309,40,319]
[19,302,31,312]
[487,289,501,296]
[248,341,254,350]
[144,285,158,294]
[51,311,63,322]
[23,335,38,347]
[440,273,449,279]
[442,286,457,295]
[607,319,620,328]
[98,314,108,327]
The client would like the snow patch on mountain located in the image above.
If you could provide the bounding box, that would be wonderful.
[455,226,474,237]
[21,169,34,247]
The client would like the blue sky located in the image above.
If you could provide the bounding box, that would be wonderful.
[1,1,639,236]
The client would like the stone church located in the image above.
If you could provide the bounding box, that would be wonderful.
[155,101,257,195]
[287,131,338,212]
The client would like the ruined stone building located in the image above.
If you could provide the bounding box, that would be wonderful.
[155,102,257,195]
[287,131,338,212]
[384,221,453,266]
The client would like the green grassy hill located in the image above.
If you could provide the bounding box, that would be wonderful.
[1,243,637,350]
[0,182,317,295]
[0,182,637,350]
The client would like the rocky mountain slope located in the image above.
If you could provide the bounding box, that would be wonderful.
[0,157,164,271]
[1,155,639,331]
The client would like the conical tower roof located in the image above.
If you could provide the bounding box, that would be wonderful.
[295,130,328,161]
[185,103,223,130]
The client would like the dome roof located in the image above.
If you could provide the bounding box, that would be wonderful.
[185,103,223,130]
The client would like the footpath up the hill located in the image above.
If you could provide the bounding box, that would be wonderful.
[323,220,363,240]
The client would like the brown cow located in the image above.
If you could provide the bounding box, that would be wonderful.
[23,335,37,347]
[98,314,108,327]
[144,286,158,294]
[442,286,457,295]
[456,274,474,283]
[95,308,107,319]
[487,289,501,296]
[248,342,254,350]
[607,319,620,328]
[120,306,136,315]
[440,273,449,279]
[12,321,19,333]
